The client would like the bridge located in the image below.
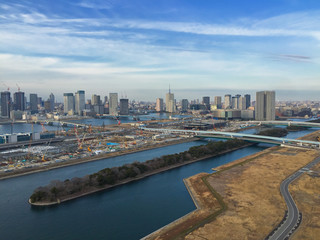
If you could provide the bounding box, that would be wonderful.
[142,128,320,149]
[246,120,320,128]
[35,120,88,128]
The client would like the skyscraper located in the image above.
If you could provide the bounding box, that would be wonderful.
[63,93,74,114]
[224,94,231,109]
[239,96,246,110]
[49,93,55,112]
[165,87,175,113]
[214,96,222,109]
[91,94,101,106]
[13,91,25,111]
[1,91,11,118]
[202,96,210,108]
[156,98,164,112]
[30,93,38,113]
[75,90,85,115]
[119,99,129,115]
[181,99,189,112]
[109,93,118,115]
[244,94,251,109]
[255,91,275,121]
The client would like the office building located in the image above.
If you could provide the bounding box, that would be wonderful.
[49,93,55,112]
[244,94,251,109]
[30,93,38,113]
[165,88,175,113]
[255,91,275,121]
[214,96,222,109]
[120,99,129,115]
[238,96,247,110]
[109,93,118,115]
[181,99,189,112]
[202,96,210,110]
[75,90,85,115]
[224,94,231,109]
[44,100,51,112]
[156,98,164,112]
[91,94,101,106]
[1,91,11,118]
[13,91,25,111]
[63,93,74,114]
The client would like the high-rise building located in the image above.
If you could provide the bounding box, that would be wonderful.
[109,93,118,115]
[49,93,55,112]
[44,100,51,112]
[244,94,251,109]
[239,96,247,110]
[30,93,38,113]
[63,93,74,114]
[202,97,209,104]
[1,91,11,118]
[156,98,164,112]
[119,99,129,115]
[13,91,25,111]
[91,94,101,106]
[181,99,189,112]
[255,91,275,121]
[165,87,175,113]
[224,94,231,109]
[75,90,85,115]
[214,96,222,109]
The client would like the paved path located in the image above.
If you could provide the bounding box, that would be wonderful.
[268,156,320,240]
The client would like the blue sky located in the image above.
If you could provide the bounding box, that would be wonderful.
[0,0,320,101]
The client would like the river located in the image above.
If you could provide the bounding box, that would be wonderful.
[0,129,317,240]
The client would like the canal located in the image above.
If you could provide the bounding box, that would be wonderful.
[0,128,316,240]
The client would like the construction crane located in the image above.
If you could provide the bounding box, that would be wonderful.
[41,139,52,162]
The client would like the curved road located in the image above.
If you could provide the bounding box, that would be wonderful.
[268,156,320,240]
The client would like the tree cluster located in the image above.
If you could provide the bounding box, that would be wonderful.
[29,139,247,204]
[257,128,288,137]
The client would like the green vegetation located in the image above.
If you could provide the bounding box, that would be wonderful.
[257,128,288,137]
[29,139,248,204]
[286,126,308,131]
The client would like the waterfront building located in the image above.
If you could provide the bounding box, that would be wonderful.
[214,96,222,109]
[63,93,74,114]
[224,94,231,109]
[156,98,164,112]
[49,93,55,112]
[1,91,11,118]
[120,99,129,115]
[181,99,189,112]
[255,91,275,121]
[13,91,25,111]
[29,93,38,113]
[109,93,118,115]
[75,90,85,115]
[165,88,175,113]
[244,94,251,109]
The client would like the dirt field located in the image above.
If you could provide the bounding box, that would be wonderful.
[147,130,320,240]
[290,164,320,240]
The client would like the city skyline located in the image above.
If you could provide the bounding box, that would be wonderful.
[1,0,320,100]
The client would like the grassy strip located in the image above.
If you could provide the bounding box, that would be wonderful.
[173,147,279,240]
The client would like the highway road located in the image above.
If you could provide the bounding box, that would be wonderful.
[268,156,320,240]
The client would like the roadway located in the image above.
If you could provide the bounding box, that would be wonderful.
[247,120,320,128]
[267,156,320,240]
[141,128,320,149]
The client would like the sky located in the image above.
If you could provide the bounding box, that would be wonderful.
[0,0,320,101]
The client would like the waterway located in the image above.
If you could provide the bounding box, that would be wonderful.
[0,129,317,240]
